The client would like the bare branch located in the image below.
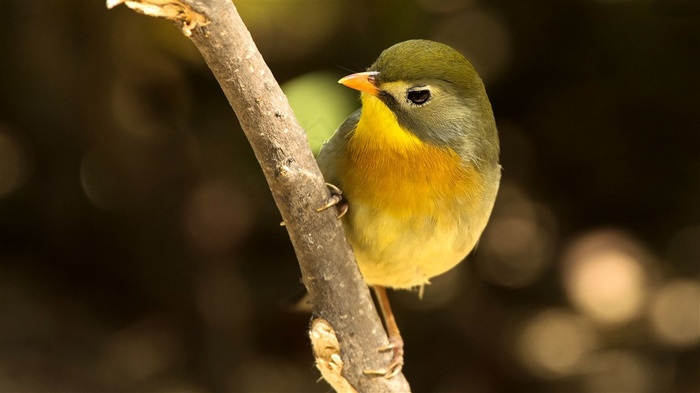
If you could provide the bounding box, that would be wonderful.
[107,0,410,391]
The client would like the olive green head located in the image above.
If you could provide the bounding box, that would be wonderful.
[370,40,481,93]
[366,39,499,165]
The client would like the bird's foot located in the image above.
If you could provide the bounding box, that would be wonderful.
[281,183,347,226]
[364,336,404,379]
[316,183,348,219]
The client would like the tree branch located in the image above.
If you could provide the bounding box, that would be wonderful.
[107,0,410,391]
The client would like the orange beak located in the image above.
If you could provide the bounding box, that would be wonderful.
[338,71,380,96]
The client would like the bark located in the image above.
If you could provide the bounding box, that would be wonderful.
[107,0,410,391]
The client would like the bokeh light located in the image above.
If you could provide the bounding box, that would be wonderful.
[480,216,551,287]
[476,184,556,287]
[430,4,511,82]
[582,350,665,393]
[282,71,356,155]
[516,308,598,378]
[648,279,700,347]
[0,128,30,198]
[562,230,652,327]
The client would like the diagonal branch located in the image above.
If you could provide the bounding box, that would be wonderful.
[107,0,410,391]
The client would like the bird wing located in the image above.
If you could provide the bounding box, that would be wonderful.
[316,109,361,187]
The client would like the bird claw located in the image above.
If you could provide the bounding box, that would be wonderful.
[281,183,347,226]
[317,183,348,219]
[363,337,404,379]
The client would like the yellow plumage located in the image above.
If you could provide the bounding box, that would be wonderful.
[330,94,489,288]
[344,94,483,216]
[314,39,501,377]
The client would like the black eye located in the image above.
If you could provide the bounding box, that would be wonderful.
[407,89,431,105]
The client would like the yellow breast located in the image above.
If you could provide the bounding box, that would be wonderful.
[341,94,483,215]
[337,94,487,288]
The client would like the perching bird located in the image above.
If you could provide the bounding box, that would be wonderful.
[317,39,501,377]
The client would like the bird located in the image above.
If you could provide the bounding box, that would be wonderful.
[316,39,501,378]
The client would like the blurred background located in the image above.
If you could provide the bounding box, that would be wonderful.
[1,0,699,392]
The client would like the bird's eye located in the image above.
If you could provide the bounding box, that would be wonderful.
[407,89,431,105]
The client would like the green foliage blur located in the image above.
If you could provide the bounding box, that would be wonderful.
[0,1,698,392]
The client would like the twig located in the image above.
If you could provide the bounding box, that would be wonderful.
[107,0,410,391]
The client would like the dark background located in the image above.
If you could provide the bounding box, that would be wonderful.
[1,1,699,392]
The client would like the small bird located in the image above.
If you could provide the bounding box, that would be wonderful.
[317,39,501,377]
